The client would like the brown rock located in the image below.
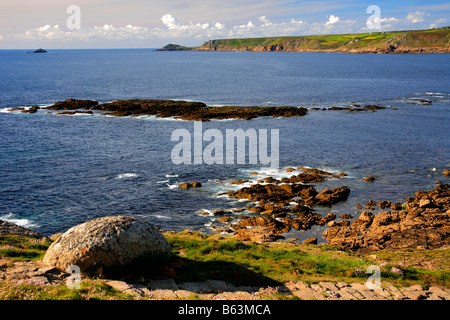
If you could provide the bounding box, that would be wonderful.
[323,184,450,253]
[212,209,225,216]
[312,186,350,206]
[233,228,284,243]
[303,237,317,245]
[217,216,233,223]
[179,182,202,189]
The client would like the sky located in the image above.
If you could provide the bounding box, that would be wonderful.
[0,0,449,49]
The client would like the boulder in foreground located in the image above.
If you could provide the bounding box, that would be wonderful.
[43,216,172,272]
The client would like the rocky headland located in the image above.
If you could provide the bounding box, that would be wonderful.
[158,27,450,54]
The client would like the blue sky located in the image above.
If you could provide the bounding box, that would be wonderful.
[0,0,448,48]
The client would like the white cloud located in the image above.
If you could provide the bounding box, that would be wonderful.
[161,14,179,30]
[259,16,271,26]
[8,11,440,47]
[214,22,225,30]
[429,18,448,29]
[325,15,339,25]
[379,17,400,23]
[406,11,426,23]
[434,18,448,24]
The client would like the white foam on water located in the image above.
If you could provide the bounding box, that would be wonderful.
[0,213,39,229]
[151,214,172,220]
[166,183,178,189]
[156,179,169,184]
[165,174,179,178]
[115,173,139,179]
[199,209,213,216]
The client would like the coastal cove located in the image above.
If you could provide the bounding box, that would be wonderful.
[0,49,449,244]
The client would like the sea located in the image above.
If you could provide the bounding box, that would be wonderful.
[0,49,449,242]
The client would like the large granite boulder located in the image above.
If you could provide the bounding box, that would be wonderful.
[43,216,171,272]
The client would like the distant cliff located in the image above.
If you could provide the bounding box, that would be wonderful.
[159,27,450,54]
[156,44,195,51]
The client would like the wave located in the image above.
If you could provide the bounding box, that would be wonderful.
[165,174,179,178]
[115,173,139,179]
[0,213,39,229]
[156,179,169,184]
[198,209,213,216]
[166,183,178,189]
[151,214,172,220]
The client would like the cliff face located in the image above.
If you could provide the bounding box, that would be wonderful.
[190,27,450,53]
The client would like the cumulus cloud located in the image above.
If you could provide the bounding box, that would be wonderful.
[325,15,339,25]
[161,14,178,30]
[259,16,271,26]
[17,24,152,41]
[406,11,426,23]
[8,11,437,46]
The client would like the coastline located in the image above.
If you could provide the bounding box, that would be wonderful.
[1,172,449,300]
[157,27,450,54]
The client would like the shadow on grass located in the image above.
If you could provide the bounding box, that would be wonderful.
[86,254,281,288]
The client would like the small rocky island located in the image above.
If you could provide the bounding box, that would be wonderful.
[43,98,308,121]
[27,48,47,53]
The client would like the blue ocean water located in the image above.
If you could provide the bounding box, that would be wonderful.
[0,49,449,241]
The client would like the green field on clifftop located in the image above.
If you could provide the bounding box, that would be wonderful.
[159,27,450,52]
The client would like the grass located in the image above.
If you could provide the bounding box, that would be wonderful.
[196,27,449,51]
[1,232,448,300]
[162,231,449,287]
[0,235,51,261]
[0,279,135,300]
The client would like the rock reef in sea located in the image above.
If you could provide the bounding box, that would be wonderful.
[43,99,308,121]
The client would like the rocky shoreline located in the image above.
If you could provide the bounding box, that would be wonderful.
[182,168,450,252]
[1,167,449,300]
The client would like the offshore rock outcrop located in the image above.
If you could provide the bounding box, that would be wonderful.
[44,99,308,121]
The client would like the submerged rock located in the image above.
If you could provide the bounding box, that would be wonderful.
[43,216,171,272]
